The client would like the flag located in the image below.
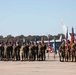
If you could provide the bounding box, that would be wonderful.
[53,38,57,54]
[70,27,75,46]
[47,34,50,46]
[71,27,74,41]
[53,38,57,59]
[47,34,52,52]
[61,21,71,41]
[74,35,76,43]
[70,27,75,55]
[66,27,68,41]
[65,27,68,46]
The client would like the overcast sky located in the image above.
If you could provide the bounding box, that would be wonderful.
[0,0,76,37]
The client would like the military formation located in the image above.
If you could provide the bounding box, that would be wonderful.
[59,40,76,62]
[0,39,76,62]
[0,41,46,61]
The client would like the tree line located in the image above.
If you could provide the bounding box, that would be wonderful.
[0,34,65,42]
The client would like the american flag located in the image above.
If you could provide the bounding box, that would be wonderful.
[47,34,52,53]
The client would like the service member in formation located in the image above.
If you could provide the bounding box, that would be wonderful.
[12,43,16,61]
[34,42,38,61]
[0,42,4,60]
[15,42,21,61]
[6,42,13,61]
[59,40,65,62]
[20,43,25,61]
[29,43,33,61]
[72,40,76,62]
[42,42,46,61]
[38,42,42,61]
[74,42,76,62]
[31,42,36,61]
[66,40,71,62]
[23,42,29,61]
[4,43,7,61]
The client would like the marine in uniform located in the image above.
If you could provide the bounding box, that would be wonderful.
[6,42,13,61]
[20,43,25,61]
[66,40,71,62]
[23,42,29,61]
[34,42,38,61]
[72,40,76,62]
[0,42,4,60]
[31,42,36,61]
[15,42,21,61]
[38,42,42,61]
[4,43,7,61]
[42,42,46,61]
[59,40,65,62]
[29,43,33,61]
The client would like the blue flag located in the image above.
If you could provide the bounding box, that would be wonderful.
[54,38,57,54]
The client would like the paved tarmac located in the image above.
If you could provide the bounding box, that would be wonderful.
[0,53,76,75]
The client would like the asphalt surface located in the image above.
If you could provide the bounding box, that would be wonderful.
[0,53,76,75]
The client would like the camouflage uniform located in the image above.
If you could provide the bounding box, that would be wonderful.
[38,43,42,61]
[42,44,46,61]
[0,43,4,60]
[15,42,21,61]
[23,43,29,61]
[4,44,7,60]
[74,43,76,62]
[66,42,71,62]
[59,43,65,62]
[12,44,16,61]
[6,43,13,61]
[20,44,25,61]
[64,44,68,62]
[32,43,36,61]
[29,44,33,61]
[34,42,38,61]
[72,42,76,62]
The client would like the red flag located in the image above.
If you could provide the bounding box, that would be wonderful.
[70,27,75,55]
[71,27,74,41]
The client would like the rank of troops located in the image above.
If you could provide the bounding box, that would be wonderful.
[59,40,76,62]
[0,41,46,61]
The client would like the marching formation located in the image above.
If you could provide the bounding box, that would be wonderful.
[59,40,76,62]
[0,41,46,61]
[0,39,76,62]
